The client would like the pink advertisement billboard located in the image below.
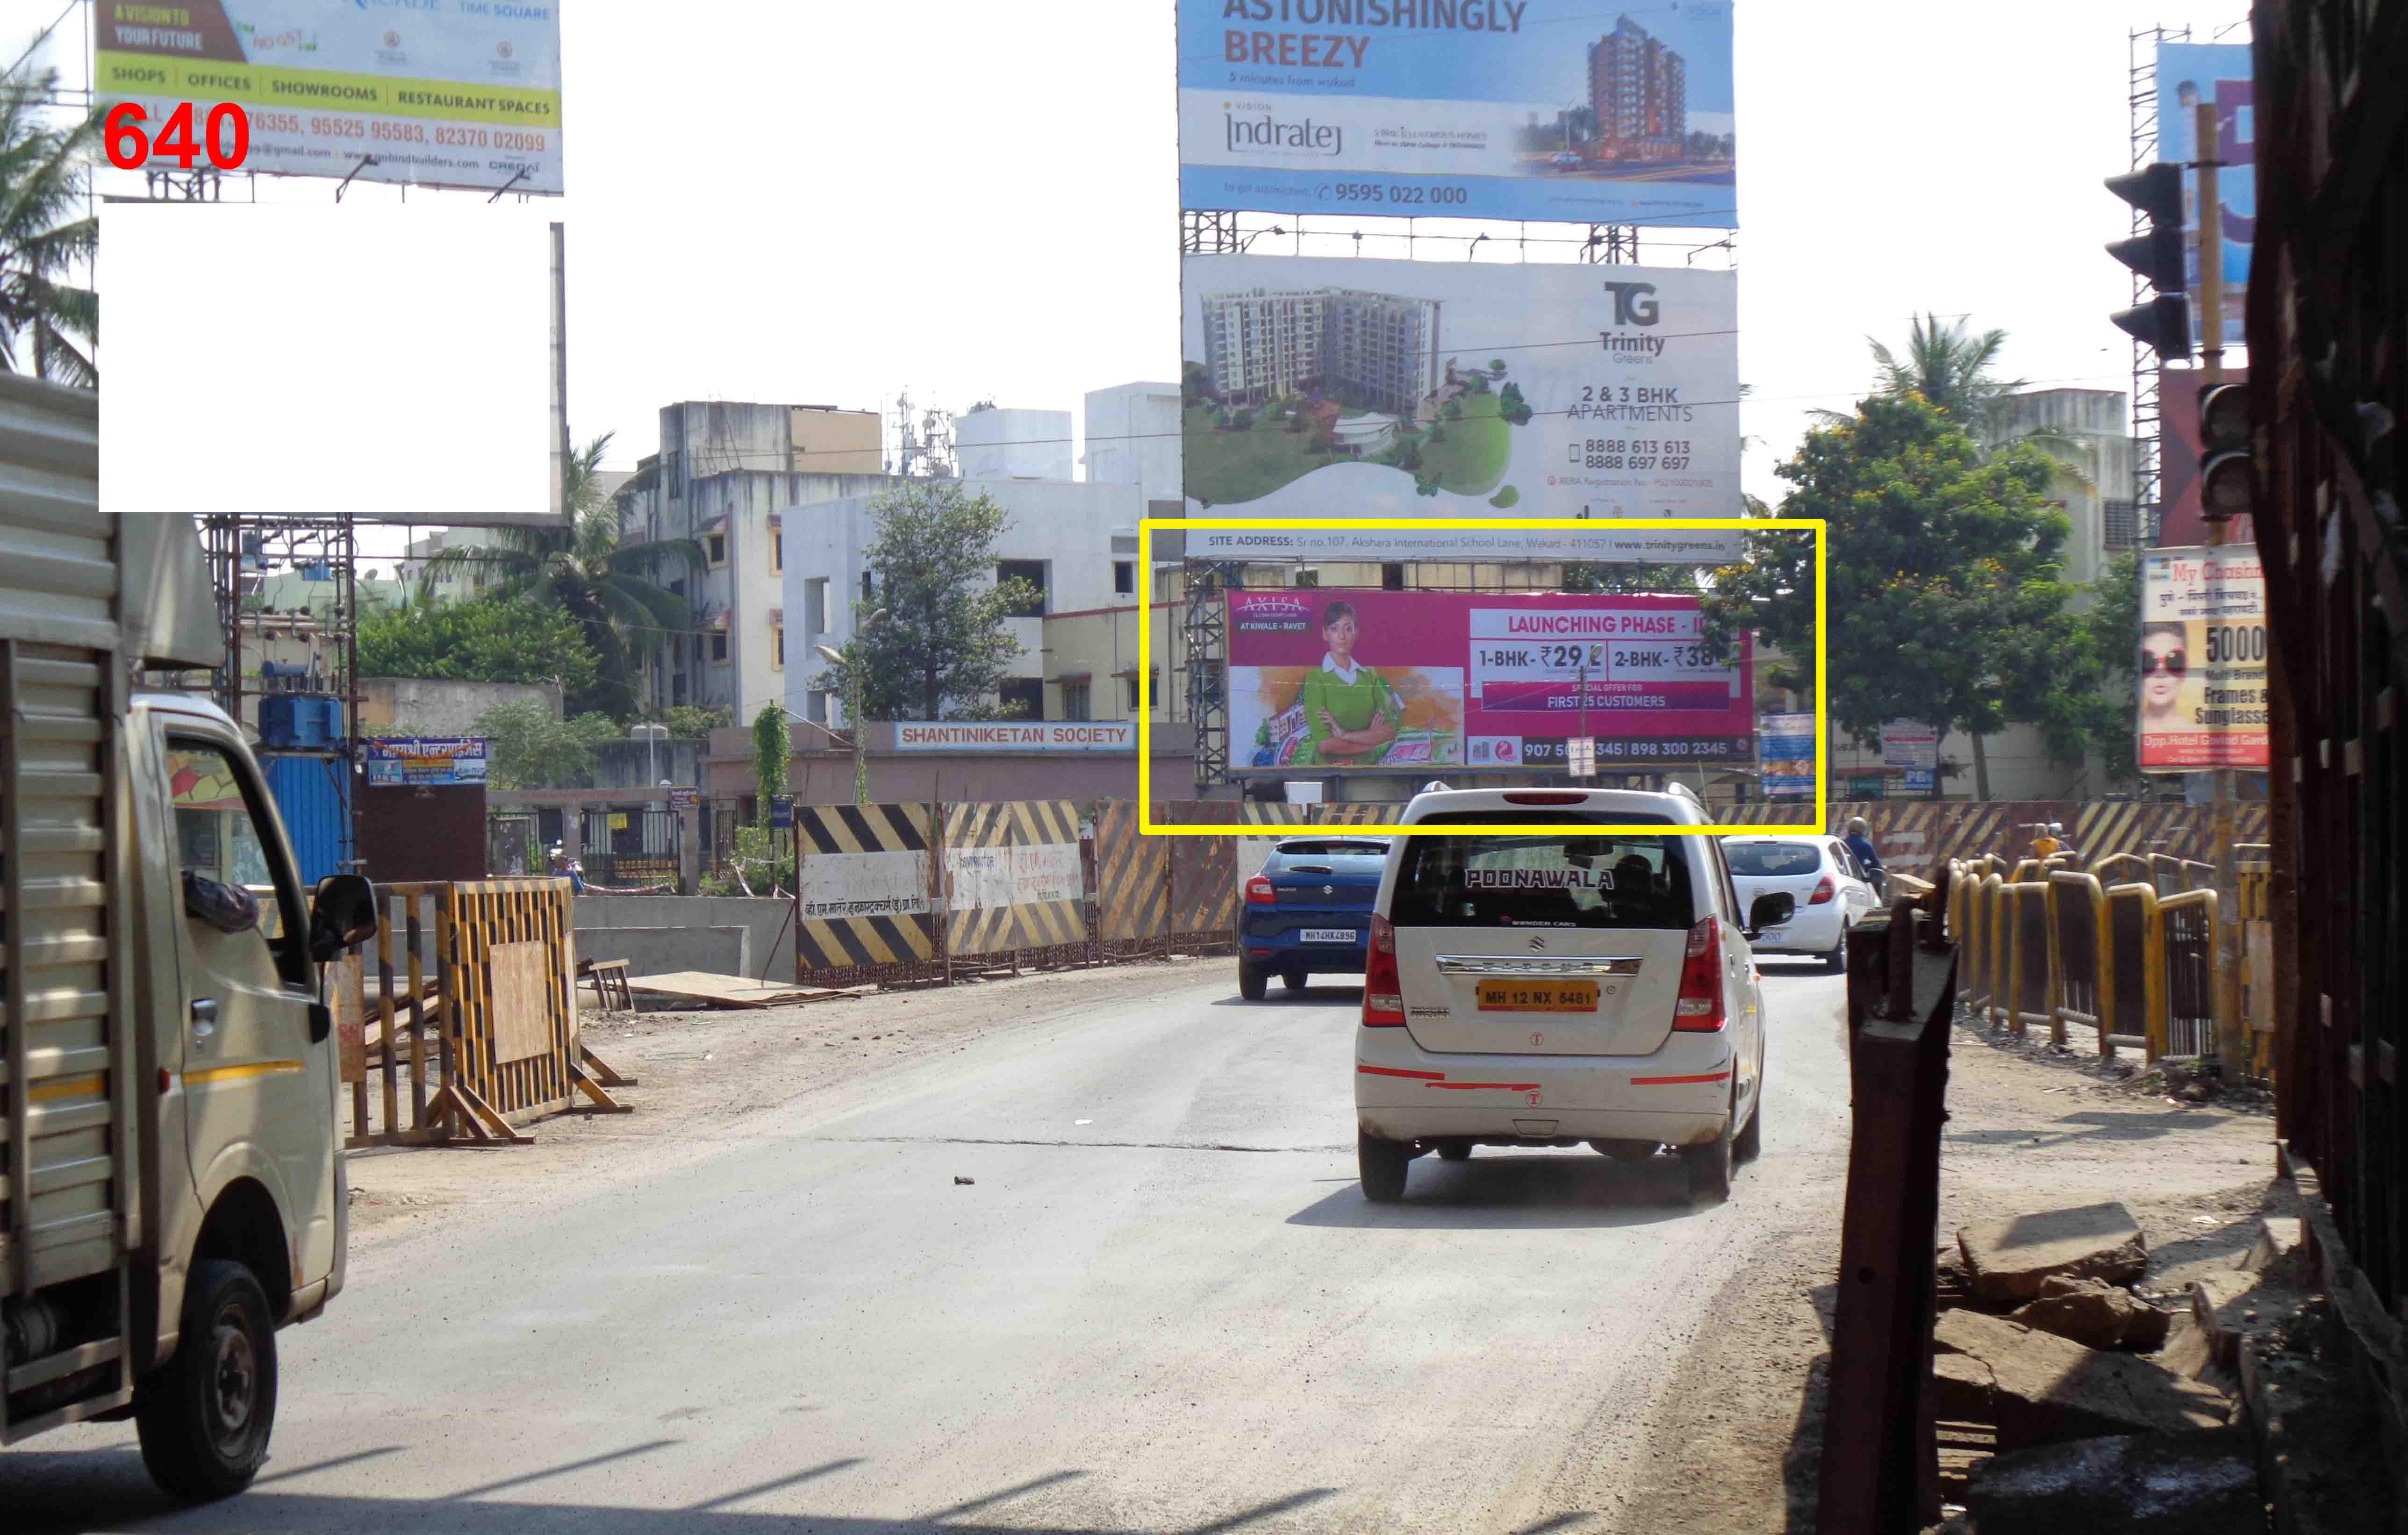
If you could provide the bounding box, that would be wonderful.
[1227,589,1753,775]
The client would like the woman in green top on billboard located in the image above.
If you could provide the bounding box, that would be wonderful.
[1298,600,1407,766]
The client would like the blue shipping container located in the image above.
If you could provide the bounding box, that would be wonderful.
[263,753,353,888]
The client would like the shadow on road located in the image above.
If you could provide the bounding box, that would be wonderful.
[1287,1151,1698,1231]
[1208,986,1364,1009]
[0,1445,1601,1535]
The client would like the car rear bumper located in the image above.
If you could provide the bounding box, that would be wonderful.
[1354,1028,1734,1146]
[1240,919,1372,972]
[1747,900,1844,955]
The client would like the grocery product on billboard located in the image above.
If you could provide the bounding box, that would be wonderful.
[2138,545,2269,771]
[1177,0,1735,227]
[2157,368,2254,546]
[2157,43,2252,349]
[1227,589,1750,774]
[1758,712,1815,799]
[96,1,563,195]
[1182,255,1739,519]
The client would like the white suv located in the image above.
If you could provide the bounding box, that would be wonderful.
[1355,786,1795,1205]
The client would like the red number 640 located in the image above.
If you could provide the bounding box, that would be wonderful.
[104,102,249,171]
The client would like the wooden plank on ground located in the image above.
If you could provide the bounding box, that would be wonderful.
[624,971,867,1009]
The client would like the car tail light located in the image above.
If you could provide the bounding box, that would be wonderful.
[1809,875,1836,905]
[1362,914,1405,1026]
[1245,875,1276,904]
[1504,791,1587,805]
[1674,917,1727,1032]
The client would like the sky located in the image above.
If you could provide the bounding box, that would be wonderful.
[37,0,2254,538]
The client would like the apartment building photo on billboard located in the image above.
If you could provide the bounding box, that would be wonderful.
[1588,14,1687,162]
[1200,287,1442,416]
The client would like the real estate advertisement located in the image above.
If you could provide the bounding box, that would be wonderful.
[2157,42,2252,350]
[1176,0,1735,227]
[1181,255,1740,520]
[2138,545,2270,771]
[96,0,564,194]
[1227,588,1751,775]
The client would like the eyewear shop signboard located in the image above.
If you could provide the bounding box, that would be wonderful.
[1181,255,1740,521]
[96,1,564,195]
[1177,0,1735,227]
[364,737,488,788]
[1227,588,1751,773]
[2139,546,2270,772]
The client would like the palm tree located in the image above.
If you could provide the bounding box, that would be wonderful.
[0,40,99,387]
[416,430,702,719]
[1820,314,2093,485]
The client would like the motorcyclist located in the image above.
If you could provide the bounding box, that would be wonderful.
[1843,816,1887,899]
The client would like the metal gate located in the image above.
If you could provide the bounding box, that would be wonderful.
[487,812,541,877]
[580,806,680,888]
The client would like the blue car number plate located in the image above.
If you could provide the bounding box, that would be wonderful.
[1300,928,1357,943]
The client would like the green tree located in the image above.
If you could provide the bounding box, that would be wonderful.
[1498,382,1533,426]
[1713,393,2084,799]
[1834,313,2090,473]
[810,480,1041,722]
[474,703,617,790]
[356,595,600,696]
[752,702,788,809]
[415,430,700,720]
[661,704,732,739]
[2071,550,2143,788]
[0,35,98,386]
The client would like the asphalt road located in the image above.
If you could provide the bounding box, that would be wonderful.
[9,961,1852,1535]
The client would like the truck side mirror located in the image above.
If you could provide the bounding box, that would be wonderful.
[307,874,379,963]
[1746,891,1795,938]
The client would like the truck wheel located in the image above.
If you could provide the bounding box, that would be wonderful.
[137,1259,279,1502]
[1237,960,1267,1001]
[1358,1131,1411,1203]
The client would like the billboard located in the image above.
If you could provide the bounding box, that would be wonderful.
[2156,43,2252,349]
[2157,366,2253,547]
[96,1,563,194]
[1881,722,1939,770]
[1758,712,1815,800]
[363,737,488,787]
[1179,524,1743,565]
[1177,0,1735,227]
[1182,256,1739,521]
[1227,588,1751,774]
[2138,545,2269,771]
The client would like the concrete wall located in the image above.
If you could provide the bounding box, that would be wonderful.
[572,894,796,983]
[362,676,560,736]
[575,925,748,982]
[1084,381,1184,506]
[956,407,1075,481]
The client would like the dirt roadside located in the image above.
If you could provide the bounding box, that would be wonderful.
[1623,1012,2280,1535]
[343,957,1230,1252]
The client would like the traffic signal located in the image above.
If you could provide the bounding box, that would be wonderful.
[2196,381,2254,526]
[2106,163,2192,362]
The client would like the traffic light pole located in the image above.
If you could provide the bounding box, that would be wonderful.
[2196,102,2245,1075]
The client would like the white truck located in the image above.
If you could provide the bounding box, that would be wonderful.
[0,375,375,1498]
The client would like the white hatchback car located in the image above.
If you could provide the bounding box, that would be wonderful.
[1720,833,1881,971]
[1355,786,1795,1205]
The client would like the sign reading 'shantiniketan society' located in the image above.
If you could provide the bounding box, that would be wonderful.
[1176,0,1734,227]
[894,723,1135,753]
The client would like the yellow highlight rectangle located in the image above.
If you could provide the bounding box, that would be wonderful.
[1137,517,1826,838]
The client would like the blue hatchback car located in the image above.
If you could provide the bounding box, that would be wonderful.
[1236,836,1391,999]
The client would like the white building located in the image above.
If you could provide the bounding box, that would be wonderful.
[954,406,1074,482]
[1082,381,1184,511]
[624,401,887,723]
[783,477,1146,728]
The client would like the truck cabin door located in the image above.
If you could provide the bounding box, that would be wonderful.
[164,732,338,1296]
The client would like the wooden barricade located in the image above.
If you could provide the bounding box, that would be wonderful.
[2239,857,2275,1078]
[346,879,630,1148]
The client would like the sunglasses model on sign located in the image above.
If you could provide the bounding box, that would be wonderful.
[2140,624,2189,720]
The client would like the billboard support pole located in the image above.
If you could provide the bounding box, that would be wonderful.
[2195,102,2244,1075]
